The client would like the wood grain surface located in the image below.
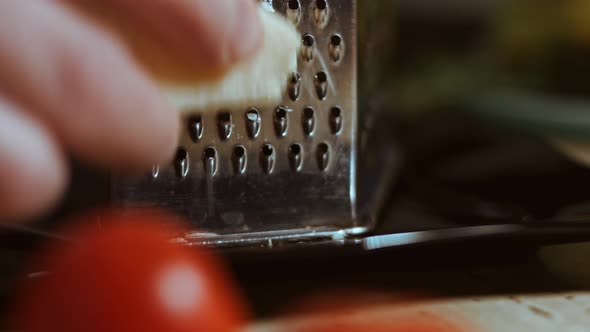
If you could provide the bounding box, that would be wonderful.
[249,293,590,332]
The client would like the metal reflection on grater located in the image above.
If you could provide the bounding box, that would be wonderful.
[188,114,204,142]
[111,0,367,248]
[245,108,261,139]
[289,143,303,172]
[288,72,302,101]
[274,106,289,137]
[151,165,160,180]
[329,34,344,63]
[330,106,343,134]
[286,0,301,25]
[232,146,247,175]
[217,112,232,140]
[314,0,330,28]
[203,147,218,176]
[302,107,315,136]
[175,148,189,178]
[260,144,276,174]
[316,143,330,171]
[301,34,315,62]
[314,71,328,100]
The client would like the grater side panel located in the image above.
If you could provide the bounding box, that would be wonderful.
[111,0,360,240]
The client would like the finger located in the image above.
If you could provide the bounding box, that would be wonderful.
[78,0,263,73]
[0,1,179,172]
[0,97,67,221]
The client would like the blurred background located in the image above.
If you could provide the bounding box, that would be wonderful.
[4,0,590,324]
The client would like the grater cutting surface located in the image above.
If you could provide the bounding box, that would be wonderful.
[111,0,362,245]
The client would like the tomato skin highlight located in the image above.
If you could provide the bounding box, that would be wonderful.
[11,209,249,332]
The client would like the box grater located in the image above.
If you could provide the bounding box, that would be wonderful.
[111,0,398,249]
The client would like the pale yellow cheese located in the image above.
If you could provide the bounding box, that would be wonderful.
[163,7,300,112]
[69,2,300,112]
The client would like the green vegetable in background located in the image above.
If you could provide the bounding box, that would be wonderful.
[387,0,590,138]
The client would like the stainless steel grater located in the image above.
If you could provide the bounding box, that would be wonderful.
[111,0,398,248]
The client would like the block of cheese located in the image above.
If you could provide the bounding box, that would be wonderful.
[162,7,300,112]
[70,2,300,112]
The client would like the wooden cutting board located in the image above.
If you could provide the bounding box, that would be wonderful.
[249,293,590,332]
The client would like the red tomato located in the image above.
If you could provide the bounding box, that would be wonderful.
[11,209,249,332]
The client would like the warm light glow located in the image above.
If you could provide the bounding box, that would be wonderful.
[158,264,203,315]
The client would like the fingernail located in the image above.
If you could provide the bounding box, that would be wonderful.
[229,0,263,62]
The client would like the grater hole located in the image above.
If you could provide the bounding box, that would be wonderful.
[286,0,301,25]
[330,106,343,134]
[261,144,275,174]
[316,0,327,10]
[331,106,341,117]
[188,114,203,142]
[218,112,231,123]
[175,148,189,177]
[313,0,329,27]
[151,164,160,179]
[303,34,315,47]
[176,148,188,161]
[288,72,301,101]
[302,107,315,135]
[246,108,261,139]
[189,114,202,124]
[329,34,344,62]
[290,144,301,155]
[234,146,246,158]
[247,108,260,121]
[203,147,218,175]
[276,107,288,119]
[217,112,232,140]
[315,72,328,100]
[316,143,329,171]
[331,35,342,47]
[233,145,247,174]
[262,144,274,156]
[288,0,299,10]
[301,34,315,62]
[275,107,289,137]
[289,143,303,171]
[290,72,301,84]
[204,147,216,159]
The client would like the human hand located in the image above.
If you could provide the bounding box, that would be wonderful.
[0,0,262,220]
